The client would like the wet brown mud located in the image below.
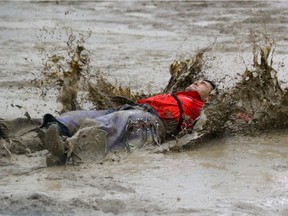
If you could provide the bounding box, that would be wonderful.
[1,130,288,215]
[0,1,288,215]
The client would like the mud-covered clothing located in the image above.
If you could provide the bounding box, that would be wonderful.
[137,91,204,134]
[55,110,108,136]
[40,91,203,156]
[41,108,165,153]
[40,110,108,137]
[68,109,165,153]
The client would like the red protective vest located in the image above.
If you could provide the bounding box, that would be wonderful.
[137,91,204,131]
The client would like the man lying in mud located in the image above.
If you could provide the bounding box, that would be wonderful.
[0,80,216,166]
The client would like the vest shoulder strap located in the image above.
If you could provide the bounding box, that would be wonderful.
[171,93,184,134]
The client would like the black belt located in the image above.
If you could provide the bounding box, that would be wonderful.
[171,93,184,134]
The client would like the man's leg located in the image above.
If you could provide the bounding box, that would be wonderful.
[44,124,67,166]
[68,110,165,154]
[43,110,166,166]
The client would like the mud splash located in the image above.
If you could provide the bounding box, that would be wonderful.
[50,29,287,154]
[41,32,148,112]
[154,29,288,151]
[199,30,287,132]
[1,28,287,156]
[40,32,92,113]
[40,35,211,113]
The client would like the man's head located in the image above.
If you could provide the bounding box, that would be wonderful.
[185,80,216,101]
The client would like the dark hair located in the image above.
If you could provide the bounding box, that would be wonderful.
[204,79,216,90]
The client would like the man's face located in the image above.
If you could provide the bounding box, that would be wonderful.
[185,80,213,101]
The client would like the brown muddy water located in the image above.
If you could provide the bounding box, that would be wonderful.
[0,1,288,215]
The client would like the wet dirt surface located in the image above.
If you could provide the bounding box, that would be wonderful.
[1,131,288,215]
[0,1,288,215]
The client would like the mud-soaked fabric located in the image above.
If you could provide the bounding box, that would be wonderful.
[55,110,108,135]
[67,110,165,158]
